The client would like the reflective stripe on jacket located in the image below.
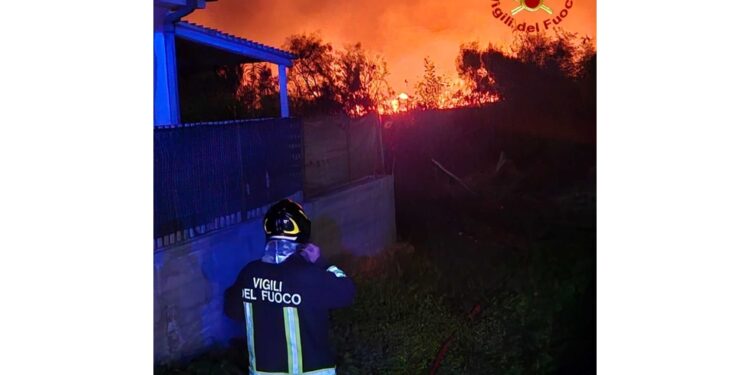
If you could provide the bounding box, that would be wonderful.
[226,253,355,374]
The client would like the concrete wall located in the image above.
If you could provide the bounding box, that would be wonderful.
[154,176,395,364]
[154,191,303,365]
[306,175,396,257]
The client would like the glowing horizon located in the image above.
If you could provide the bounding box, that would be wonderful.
[186,0,596,95]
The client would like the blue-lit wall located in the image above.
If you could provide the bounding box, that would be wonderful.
[307,175,396,257]
[154,191,302,364]
[153,176,396,364]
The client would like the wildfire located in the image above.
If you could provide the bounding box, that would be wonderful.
[377,80,500,116]
[438,78,501,109]
[391,93,410,113]
[350,104,367,117]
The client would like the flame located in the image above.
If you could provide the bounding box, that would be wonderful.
[348,104,367,117]
[377,78,500,115]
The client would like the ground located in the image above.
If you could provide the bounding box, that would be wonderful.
[328,141,596,374]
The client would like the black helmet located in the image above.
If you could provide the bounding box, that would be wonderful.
[263,199,311,243]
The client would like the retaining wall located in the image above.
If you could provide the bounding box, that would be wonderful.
[154,175,395,364]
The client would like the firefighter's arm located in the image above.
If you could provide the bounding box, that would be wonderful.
[317,264,356,309]
[301,243,355,308]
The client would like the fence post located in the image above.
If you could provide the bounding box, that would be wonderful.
[236,123,247,222]
[346,117,352,182]
[377,114,386,175]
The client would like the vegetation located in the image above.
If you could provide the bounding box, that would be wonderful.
[455,29,596,114]
[178,30,595,122]
[414,57,448,109]
[283,33,394,117]
[326,147,596,373]
[237,63,279,117]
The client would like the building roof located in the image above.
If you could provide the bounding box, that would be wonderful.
[175,21,296,66]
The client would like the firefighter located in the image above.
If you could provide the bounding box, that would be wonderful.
[225,199,355,375]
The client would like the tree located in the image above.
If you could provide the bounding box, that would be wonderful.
[512,29,583,78]
[283,34,393,117]
[283,33,339,115]
[456,31,596,112]
[237,63,279,118]
[456,42,499,106]
[415,57,447,109]
[335,43,394,116]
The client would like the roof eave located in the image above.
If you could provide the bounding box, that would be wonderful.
[175,22,295,66]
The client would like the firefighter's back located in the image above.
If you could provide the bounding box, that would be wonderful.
[238,254,355,374]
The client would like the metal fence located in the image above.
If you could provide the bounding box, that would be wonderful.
[302,113,385,197]
[154,118,303,246]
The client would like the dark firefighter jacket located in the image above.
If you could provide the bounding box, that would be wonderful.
[225,253,355,375]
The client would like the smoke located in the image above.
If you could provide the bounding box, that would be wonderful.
[186,0,596,93]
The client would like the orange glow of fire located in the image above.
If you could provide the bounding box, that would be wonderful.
[349,104,368,117]
[348,81,501,117]
[377,79,500,116]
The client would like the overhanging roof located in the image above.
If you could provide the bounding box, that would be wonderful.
[175,21,295,66]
